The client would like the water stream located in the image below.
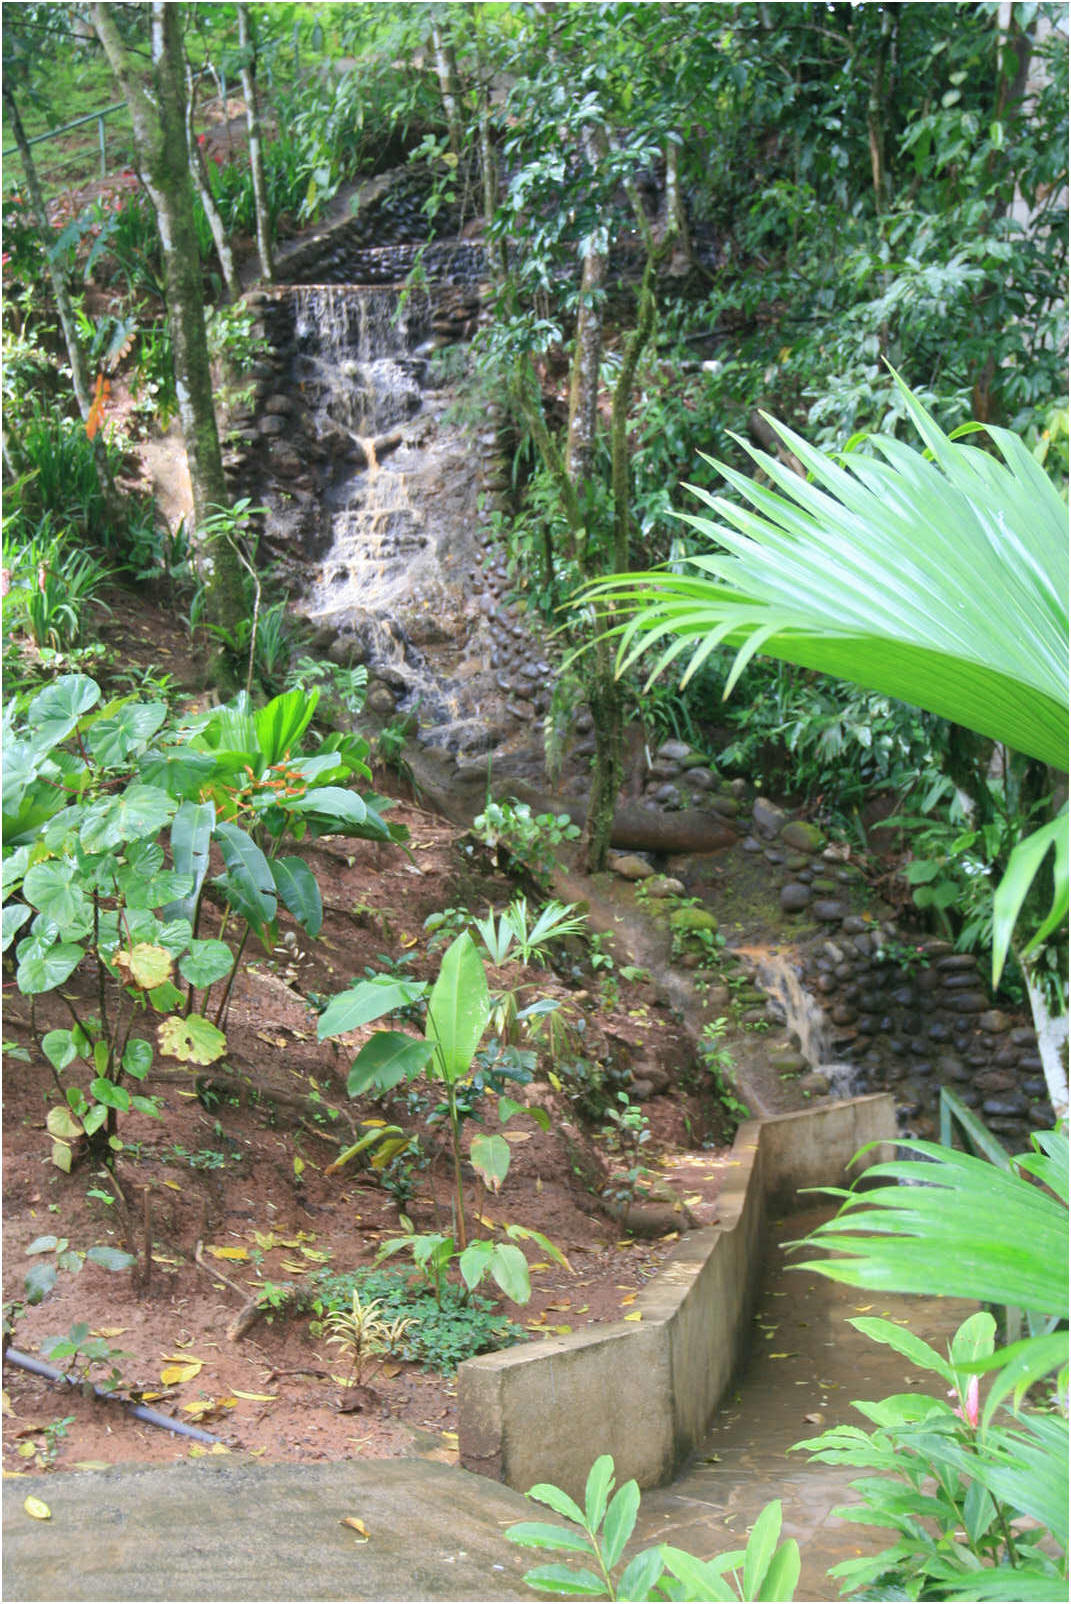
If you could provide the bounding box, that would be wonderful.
[757,954,864,1097]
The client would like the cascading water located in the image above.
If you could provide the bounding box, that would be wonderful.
[757,954,864,1097]
[286,283,494,746]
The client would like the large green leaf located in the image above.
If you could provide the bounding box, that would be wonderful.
[26,675,101,756]
[255,688,318,766]
[79,785,177,852]
[21,861,90,935]
[86,701,168,768]
[424,930,490,1084]
[578,381,1069,972]
[346,1031,434,1096]
[166,800,216,922]
[317,975,428,1041]
[270,857,323,937]
[213,819,277,924]
[16,938,84,995]
[793,1137,1068,1317]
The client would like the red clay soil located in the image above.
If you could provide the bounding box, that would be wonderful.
[3,590,731,1478]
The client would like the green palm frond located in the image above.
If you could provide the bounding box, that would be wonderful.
[582,378,1067,769]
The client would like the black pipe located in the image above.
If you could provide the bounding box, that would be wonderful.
[3,1348,222,1446]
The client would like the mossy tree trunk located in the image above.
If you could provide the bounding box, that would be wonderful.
[91,0,246,642]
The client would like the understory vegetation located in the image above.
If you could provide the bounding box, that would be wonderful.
[1,3,1066,1598]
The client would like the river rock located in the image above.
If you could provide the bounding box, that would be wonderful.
[752,797,787,839]
[781,820,826,854]
[682,767,715,790]
[644,875,687,898]
[813,899,847,921]
[366,683,398,716]
[951,993,988,1013]
[610,854,655,881]
[657,740,692,763]
[708,795,740,817]
[780,882,812,912]
[977,1009,1014,1034]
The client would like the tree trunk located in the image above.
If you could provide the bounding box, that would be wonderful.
[470,3,507,282]
[237,2,274,284]
[1022,963,1069,1123]
[4,80,120,517]
[184,65,240,302]
[430,14,465,165]
[3,83,95,421]
[91,1,246,642]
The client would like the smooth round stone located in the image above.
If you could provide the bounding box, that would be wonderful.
[813,899,847,921]
[741,836,763,853]
[709,795,740,817]
[682,767,715,790]
[752,796,788,839]
[780,882,813,912]
[657,739,692,762]
[610,854,655,880]
[644,875,687,898]
[784,852,811,871]
[781,820,826,853]
[978,1009,1014,1033]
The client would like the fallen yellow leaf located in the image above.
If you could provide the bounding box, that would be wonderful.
[160,1358,203,1385]
[188,1443,229,1457]
[623,1312,643,1323]
[23,1496,51,1520]
[232,1390,277,1402]
[205,1245,249,1261]
[0,1391,11,1416]
[620,1293,637,1306]
[91,1327,126,1338]
[161,1181,182,1192]
[341,1517,370,1536]
[16,1443,37,1459]
[71,1461,110,1471]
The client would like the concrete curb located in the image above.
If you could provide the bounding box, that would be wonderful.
[458,1093,896,1500]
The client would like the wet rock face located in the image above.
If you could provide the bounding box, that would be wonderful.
[741,802,1050,1146]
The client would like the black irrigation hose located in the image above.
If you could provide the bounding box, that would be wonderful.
[3,1348,222,1446]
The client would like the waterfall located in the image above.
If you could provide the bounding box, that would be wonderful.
[757,955,863,1097]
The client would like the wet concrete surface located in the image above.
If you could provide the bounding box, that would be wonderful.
[635,1207,975,1601]
[4,1209,973,1603]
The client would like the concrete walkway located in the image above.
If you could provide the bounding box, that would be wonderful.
[4,1216,970,1604]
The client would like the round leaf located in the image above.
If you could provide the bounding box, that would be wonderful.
[114,943,174,990]
[157,1013,228,1066]
[16,941,84,995]
[178,939,234,989]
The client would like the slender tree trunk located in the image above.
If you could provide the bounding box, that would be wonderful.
[237,2,274,284]
[4,80,120,516]
[184,66,240,302]
[1021,963,1069,1123]
[866,6,894,214]
[470,3,507,282]
[3,84,95,420]
[584,200,672,873]
[91,1,246,642]
[430,13,465,164]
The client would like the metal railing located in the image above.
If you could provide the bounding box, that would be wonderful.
[3,101,128,179]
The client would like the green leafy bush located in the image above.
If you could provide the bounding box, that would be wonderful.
[306,1266,526,1375]
[2,677,403,1164]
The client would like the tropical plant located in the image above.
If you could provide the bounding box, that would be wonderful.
[791,1128,1068,1600]
[580,379,1068,1117]
[505,1453,800,1602]
[2,676,402,1165]
[472,799,582,890]
[317,925,562,1260]
[321,1288,416,1388]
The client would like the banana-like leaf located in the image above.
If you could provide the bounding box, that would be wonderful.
[424,930,491,1084]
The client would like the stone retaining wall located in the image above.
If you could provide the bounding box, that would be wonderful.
[458,1094,896,1501]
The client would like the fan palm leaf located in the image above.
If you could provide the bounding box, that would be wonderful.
[579,377,1068,980]
[583,379,1067,767]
